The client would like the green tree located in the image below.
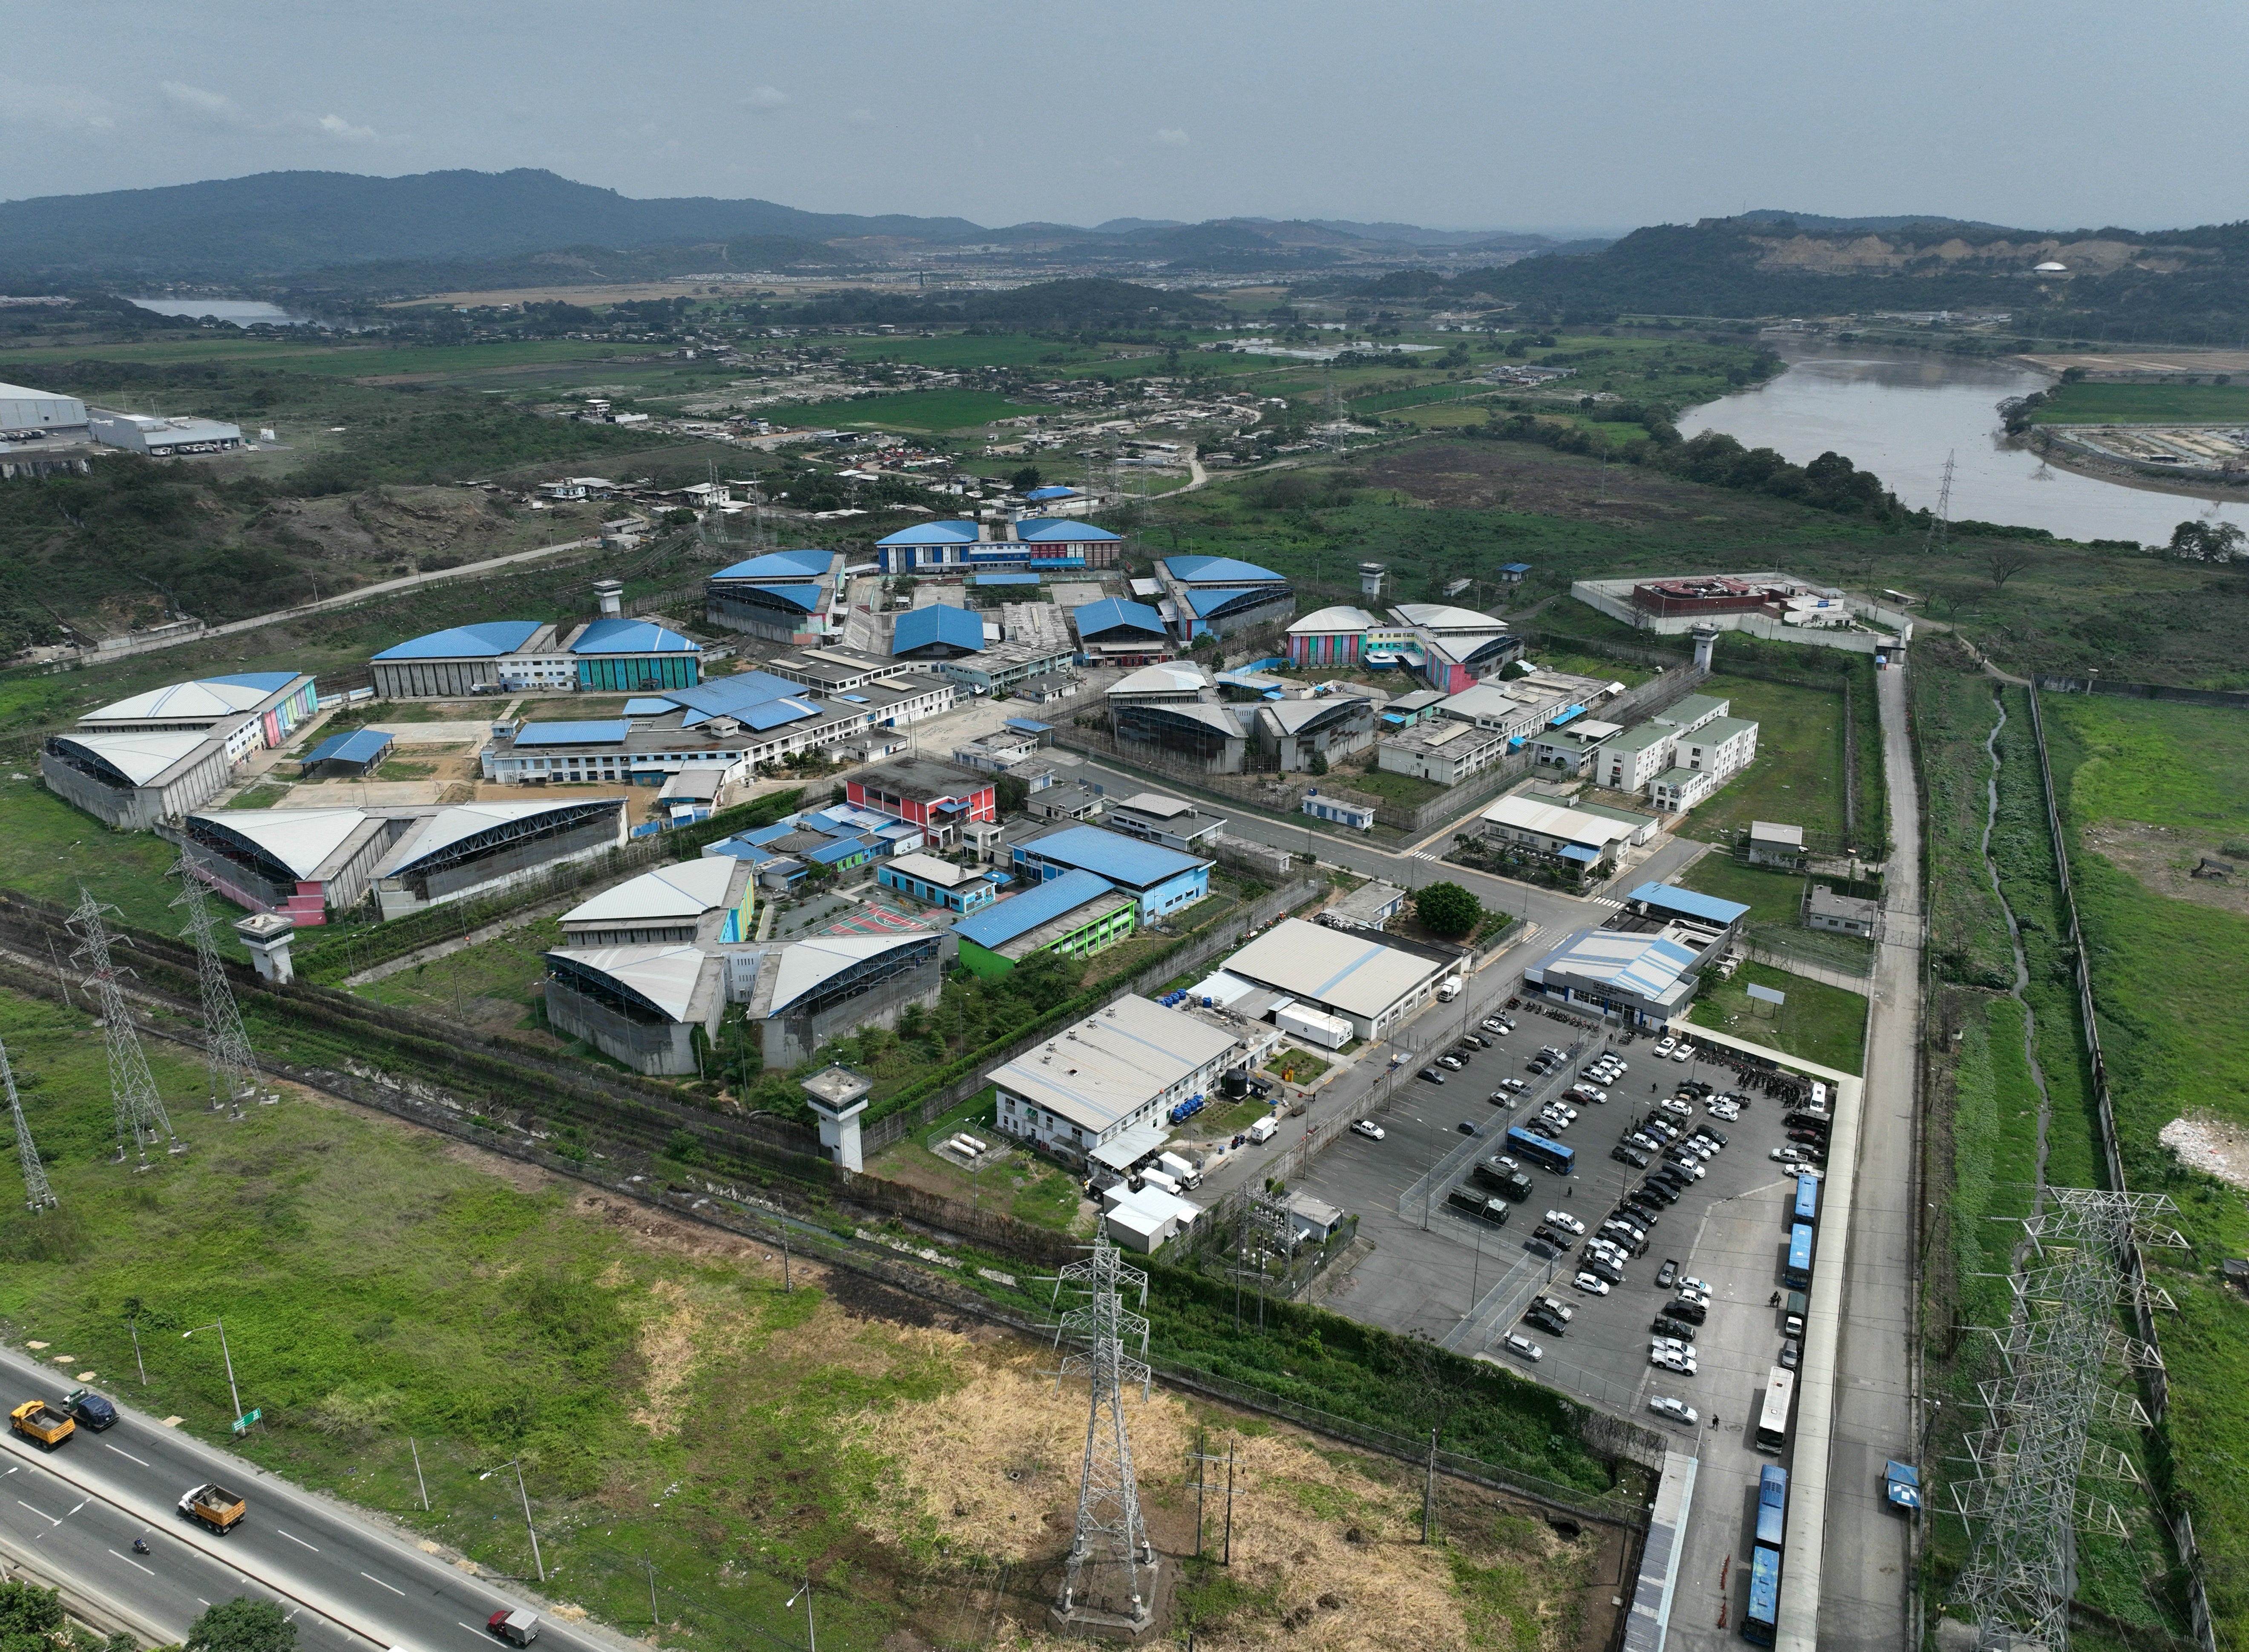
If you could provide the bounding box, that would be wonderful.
[186,1600,296,1652]
[1009,465,1044,492]
[1414,880,1482,938]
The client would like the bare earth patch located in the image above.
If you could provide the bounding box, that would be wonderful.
[2082,820,2249,917]
[2159,1115,2249,1192]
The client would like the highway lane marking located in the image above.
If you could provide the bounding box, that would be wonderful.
[17,1499,60,1525]
[109,1548,155,1576]
[66,1499,86,1518]
[104,1443,151,1466]
[360,1572,406,1597]
[276,1528,321,1551]
[458,1624,486,1637]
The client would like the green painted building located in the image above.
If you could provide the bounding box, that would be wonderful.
[953,868,1137,979]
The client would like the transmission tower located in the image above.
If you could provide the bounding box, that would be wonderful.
[68,888,181,1164]
[171,861,265,1112]
[1046,1228,1157,1630]
[1945,1188,2186,1652]
[1924,449,1956,554]
[2,1038,55,1211]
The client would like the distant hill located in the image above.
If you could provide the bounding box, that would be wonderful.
[1473,213,2249,339]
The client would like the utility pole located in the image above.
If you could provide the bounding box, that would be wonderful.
[1922,451,1955,555]
[183,1320,244,1426]
[1422,1428,1438,1543]
[71,888,180,1164]
[2,1039,55,1211]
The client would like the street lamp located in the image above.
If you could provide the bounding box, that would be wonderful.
[785,1574,819,1652]
[181,1322,244,1427]
[479,1460,546,1583]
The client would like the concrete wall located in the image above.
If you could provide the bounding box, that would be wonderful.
[543,977,702,1076]
[42,741,231,830]
[1569,579,1910,653]
[758,956,943,1069]
[370,658,504,698]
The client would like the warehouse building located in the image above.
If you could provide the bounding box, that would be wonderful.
[1102,793,1225,853]
[567,616,700,692]
[76,671,318,756]
[872,517,1123,575]
[1154,554,1295,640]
[1375,715,1510,786]
[1256,695,1376,772]
[890,603,986,661]
[1070,598,1174,667]
[175,797,627,924]
[953,868,1138,978]
[42,730,237,830]
[0,380,90,443]
[1480,793,1637,876]
[988,994,1246,1165]
[931,637,1077,697]
[541,944,728,1076]
[704,548,845,643]
[558,858,755,949]
[739,929,945,1069]
[86,409,244,456]
[1284,602,1525,692]
[1010,824,1209,921]
[876,851,1000,914]
[1218,917,1455,1042]
[761,645,921,696]
[1522,927,1702,1027]
[372,610,702,698]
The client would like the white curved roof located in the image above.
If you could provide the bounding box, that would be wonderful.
[1288,605,1378,634]
[768,932,930,1015]
[53,729,210,785]
[1393,602,1505,632]
[198,808,372,877]
[383,800,615,873]
[82,678,278,724]
[563,859,738,925]
[548,944,710,1022]
[1107,662,1211,697]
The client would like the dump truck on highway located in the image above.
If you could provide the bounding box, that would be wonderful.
[178,1482,247,1534]
[10,1399,74,1450]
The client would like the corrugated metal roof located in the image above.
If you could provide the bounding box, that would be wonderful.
[564,859,739,924]
[1018,518,1121,541]
[384,800,615,875]
[954,869,1121,950]
[711,548,833,578]
[203,672,302,694]
[302,729,394,766]
[1627,882,1750,925]
[1073,598,1167,640]
[1162,554,1283,584]
[876,520,981,545]
[765,931,932,1014]
[1535,927,1699,1000]
[1223,918,1447,1020]
[513,721,629,747]
[373,620,544,661]
[1185,586,1268,617]
[547,944,710,1022]
[193,807,371,878]
[892,604,985,656]
[51,730,211,785]
[570,616,699,655]
[1020,825,1205,889]
[81,675,296,723]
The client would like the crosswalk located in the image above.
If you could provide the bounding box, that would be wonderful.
[1584,894,1624,910]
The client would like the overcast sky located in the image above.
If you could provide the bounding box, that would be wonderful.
[6,0,2241,233]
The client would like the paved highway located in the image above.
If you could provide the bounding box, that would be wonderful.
[0,1344,626,1652]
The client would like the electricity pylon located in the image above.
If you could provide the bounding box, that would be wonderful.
[1923,449,1955,554]
[68,888,180,1164]
[2,1038,55,1210]
[171,860,264,1111]
[1047,1228,1157,1629]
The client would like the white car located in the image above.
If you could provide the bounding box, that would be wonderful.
[1504,1333,1544,1363]
[1682,1276,1714,1296]
[1676,1285,1711,1308]
[1571,1271,1611,1296]
[1657,1097,1694,1119]
[1548,1100,1581,1120]
[1651,1349,1699,1374]
[1652,1336,1700,1360]
[1772,1145,1811,1164]
[1649,1395,1699,1426]
[1482,1017,1508,1034]
[1544,1209,1585,1236]
[1671,1044,1694,1063]
[1707,1100,1742,1122]
[1352,1119,1385,1141]
[1654,1036,1677,1056]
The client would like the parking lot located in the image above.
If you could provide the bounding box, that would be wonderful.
[1293,1012,1828,1434]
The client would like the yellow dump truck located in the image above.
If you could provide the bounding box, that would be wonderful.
[9,1399,75,1450]
[178,1483,247,1535]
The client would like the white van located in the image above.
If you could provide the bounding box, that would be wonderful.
[1437,977,1464,1002]
[1246,1116,1279,1144]
[1138,1168,1182,1197]
[1156,1150,1201,1189]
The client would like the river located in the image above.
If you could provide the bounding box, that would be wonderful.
[1677,345,2249,546]
[125,297,320,326]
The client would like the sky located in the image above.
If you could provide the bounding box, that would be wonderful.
[5,0,2243,234]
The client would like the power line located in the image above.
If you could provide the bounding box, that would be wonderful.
[171,859,267,1112]
[68,886,181,1166]
[1045,1228,1156,1632]
[1923,450,1955,554]
[2,1038,55,1210]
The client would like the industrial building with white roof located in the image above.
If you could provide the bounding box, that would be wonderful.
[989,994,1247,1166]
[42,671,319,830]
[1217,916,1457,1041]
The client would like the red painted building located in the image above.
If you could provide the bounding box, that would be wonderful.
[846,756,995,848]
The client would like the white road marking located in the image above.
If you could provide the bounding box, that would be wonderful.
[109,1548,155,1576]
[17,1499,59,1525]
[198,1599,212,1608]
[459,1623,486,1637]
[66,1499,86,1518]
[276,1528,320,1551]
[360,1572,406,1597]
[104,1443,151,1466]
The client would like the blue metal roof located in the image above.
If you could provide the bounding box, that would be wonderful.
[1559,845,1600,863]
[1002,717,1053,734]
[570,616,699,655]
[877,520,981,546]
[1627,882,1751,926]
[664,671,802,717]
[302,729,392,765]
[740,697,822,731]
[1020,825,1205,889]
[1022,486,1076,501]
[205,671,302,693]
[711,548,832,579]
[892,605,985,656]
[971,572,1040,586]
[374,619,544,661]
[953,870,1121,951]
[1018,518,1122,541]
[1162,554,1283,585]
[622,696,675,716]
[1500,562,1534,574]
[723,581,823,612]
[1185,586,1268,618]
[1073,598,1167,640]
[807,836,873,865]
[514,720,629,747]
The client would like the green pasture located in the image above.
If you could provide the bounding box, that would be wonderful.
[1686,960,1866,1074]
[2031,381,2249,425]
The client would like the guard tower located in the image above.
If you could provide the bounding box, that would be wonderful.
[594,578,625,618]
[233,912,299,985]
[1691,623,1720,672]
[801,1065,872,1172]
[1358,561,1387,601]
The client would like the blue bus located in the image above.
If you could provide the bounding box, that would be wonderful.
[1792,1172,1820,1228]
[1741,1543,1782,1645]
[1505,1126,1575,1177]
[1784,1222,1815,1289]
[1755,1465,1789,1549]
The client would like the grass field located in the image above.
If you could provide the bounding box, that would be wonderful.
[1673,856,1804,926]
[766,388,1030,432]
[2038,693,2249,1635]
[0,780,234,945]
[1677,671,1867,848]
[2030,382,2249,424]
[835,334,1120,370]
[1337,766,1448,811]
[1685,960,1866,1074]
[0,985,1603,1651]
[353,916,558,1027]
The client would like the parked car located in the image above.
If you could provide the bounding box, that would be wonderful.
[1523,1307,1567,1337]
[1626,1132,1662,1153]
[1537,1109,1573,1132]
[1419,1067,1448,1086]
[1572,1270,1611,1296]
[1665,1298,1708,1326]
[1707,1099,1743,1122]
[1650,1347,1697,1374]
[1438,1054,1465,1072]
[1649,1395,1698,1426]
[1544,1209,1585,1236]
[1788,1128,1827,1146]
[1503,1333,1544,1363]
[1780,1336,1802,1370]
[1496,1077,1528,1093]
[1656,1257,1679,1289]
[1456,1120,1479,1135]
[1675,1285,1711,1309]
[1771,1145,1811,1164]
[1653,1313,1700,1342]
[1654,1036,1677,1056]
[1637,1179,1679,1206]
[1656,1096,1694,1119]
[1585,1256,1626,1285]
[1611,1145,1651,1169]
[1352,1119,1385,1140]
[1532,1223,1565,1247]
[1671,1044,1694,1063]
[1682,1276,1713,1297]
[1533,1293,1576,1322]
[1482,1017,1508,1034]
[1651,1335,1700,1360]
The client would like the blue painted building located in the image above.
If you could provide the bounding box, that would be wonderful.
[874,518,1124,575]
[1154,554,1295,641]
[705,547,843,643]
[1010,824,1210,921]
[570,616,702,691]
[891,603,987,660]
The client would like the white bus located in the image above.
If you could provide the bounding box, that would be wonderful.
[1754,1365,1797,1454]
